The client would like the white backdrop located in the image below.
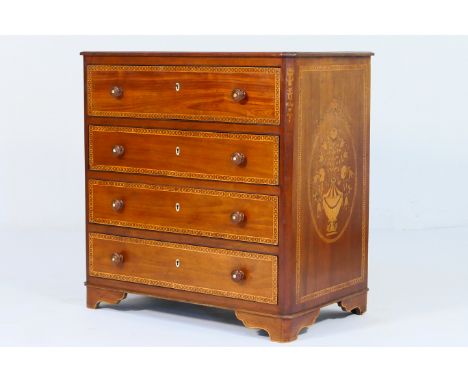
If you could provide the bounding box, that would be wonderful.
[1,36,467,345]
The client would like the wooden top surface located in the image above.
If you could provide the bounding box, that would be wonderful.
[80,51,374,57]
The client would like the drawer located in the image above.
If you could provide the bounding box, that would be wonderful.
[88,179,279,245]
[86,65,281,125]
[88,233,277,304]
[89,125,279,185]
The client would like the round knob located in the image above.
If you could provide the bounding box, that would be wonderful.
[230,211,245,225]
[231,88,247,102]
[112,145,125,157]
[111,252,124,265]
[231,152,246,166]
[110,86,123,98]
[231,269,245,282]
[112,199,124,212]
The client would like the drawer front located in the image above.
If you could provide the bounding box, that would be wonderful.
[87,65,281,125]
[89,180,278,245]
[89,125,279,185]
[89,233,277,304]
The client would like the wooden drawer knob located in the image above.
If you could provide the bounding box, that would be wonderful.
[231,152,246,166]
[230,211,245,224]
[231,269,245,282]
[111,252,124,265]
[112,199,124,212]
[110,86,123,98]
[231,88,247,102]
[112,145,125,157]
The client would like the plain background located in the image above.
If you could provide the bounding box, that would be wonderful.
[0,35,467,345]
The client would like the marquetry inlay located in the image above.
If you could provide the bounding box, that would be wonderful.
[295,64,369,303]
[88,125,279,185]
[82,52,372,343]
[87,65,281,125]
[308,99,357,243]
[88,233,278,304]
[88,179,279,245]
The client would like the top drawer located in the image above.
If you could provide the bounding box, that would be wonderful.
[86,65,281,125]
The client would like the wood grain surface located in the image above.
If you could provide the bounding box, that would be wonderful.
[89,125,279,185]
[87,65,280,124]
[293,58,370,306]
[88,179,278,245]
[82,52,372,342]
[89,233,277,304]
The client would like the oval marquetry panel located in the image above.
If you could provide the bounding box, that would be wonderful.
[308,99,358,243]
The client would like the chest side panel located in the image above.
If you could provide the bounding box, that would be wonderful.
[294,57,370,305]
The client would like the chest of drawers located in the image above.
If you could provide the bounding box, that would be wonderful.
[82,52,372,342]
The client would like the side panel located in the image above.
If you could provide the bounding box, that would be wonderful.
[294,57,370,309]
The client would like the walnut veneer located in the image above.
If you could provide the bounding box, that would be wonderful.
[82,51,372,342]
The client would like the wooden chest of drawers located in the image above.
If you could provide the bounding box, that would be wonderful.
[82,52,372,342]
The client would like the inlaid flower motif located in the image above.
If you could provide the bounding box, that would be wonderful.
[309,100,357,242]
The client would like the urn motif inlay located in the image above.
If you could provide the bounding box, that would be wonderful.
[308,99,357,243]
